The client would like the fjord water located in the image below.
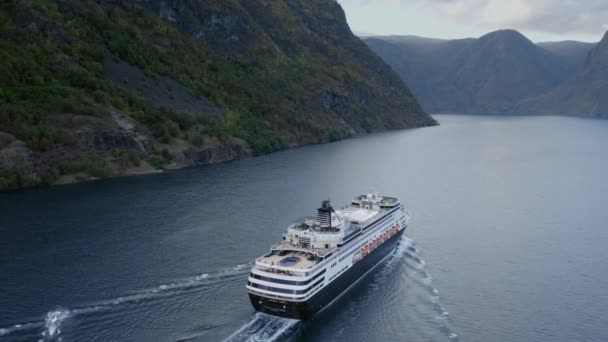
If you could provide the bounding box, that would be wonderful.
[2,115,608,342]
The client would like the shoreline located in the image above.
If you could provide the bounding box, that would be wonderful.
[0,122,438,192]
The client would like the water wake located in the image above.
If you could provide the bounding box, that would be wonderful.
[402,241,459,341]
[83,262,250,312]
[40,308,71,341]
[0,263,251,339]
[365,236,416,290]
[222,313,300,342]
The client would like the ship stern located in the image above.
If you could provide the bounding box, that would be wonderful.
[248,292,312,320]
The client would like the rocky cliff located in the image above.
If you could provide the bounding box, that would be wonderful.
[0,0,436,190]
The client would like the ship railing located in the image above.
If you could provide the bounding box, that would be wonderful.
[311,230,340,234]
[247,288,307,301]
[253,264,307,277]
[401,204,411,221]
[247,278,325,301]
[270,241,332,257]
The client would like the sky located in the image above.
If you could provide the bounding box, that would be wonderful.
[337,0,608,42]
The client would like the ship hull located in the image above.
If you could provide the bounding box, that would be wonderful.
[248,227,406,320]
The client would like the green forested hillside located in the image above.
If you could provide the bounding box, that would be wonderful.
[0,0,436,190]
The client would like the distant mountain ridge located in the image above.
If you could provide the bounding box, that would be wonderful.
[536,40,598,68]
[517,31,608,116]
[365,30,603,115]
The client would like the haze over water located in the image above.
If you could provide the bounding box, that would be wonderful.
[1,115,608,341]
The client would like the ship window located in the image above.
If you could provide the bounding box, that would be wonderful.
[325,244,329,248]
[249,269,325,285]
[248,278,325,294]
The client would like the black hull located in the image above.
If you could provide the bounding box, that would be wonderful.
[249,228,406,319]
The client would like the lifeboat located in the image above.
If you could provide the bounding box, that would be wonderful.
[362,245,370,256]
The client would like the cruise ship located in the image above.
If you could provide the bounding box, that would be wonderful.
[247,193,410,319]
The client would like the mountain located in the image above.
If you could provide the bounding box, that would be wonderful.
[364,35,474,113]
[537,40,598,67]
[0,0,436,190]
[516,31,608,116]
[365,30,595,114]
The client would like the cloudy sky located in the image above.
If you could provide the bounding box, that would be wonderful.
[337,0,608,42]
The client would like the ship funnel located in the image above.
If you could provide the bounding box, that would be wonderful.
[316,200,334,227]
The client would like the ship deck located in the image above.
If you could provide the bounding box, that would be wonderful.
[257,240,337,269]
[257,251,319,270]
[272,241,333,256]
[254,195,401,273]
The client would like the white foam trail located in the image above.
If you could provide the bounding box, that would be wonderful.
[222,313,299,342]
[171,324,218,342]
[40,308,70,341]
[402,239,460,341]
[382,236,414,269]
[222,313,263,342]
[0,263,251,338]
[0,321,43,337]
[250,318,298,342]
[79,263,250,312]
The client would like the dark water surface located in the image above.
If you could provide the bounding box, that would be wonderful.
[2,115,608,342]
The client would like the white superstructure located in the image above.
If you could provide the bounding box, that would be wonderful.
[247,193,410,305]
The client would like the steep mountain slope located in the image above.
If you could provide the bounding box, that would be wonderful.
[516,31,608,116]
[0,0,435,190]
[450,30,573,113]
[364,36,474,113]
[537,40,598,68]
[365,30,584,114]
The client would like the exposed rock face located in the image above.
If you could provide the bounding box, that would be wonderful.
[174,137,252,168]
[0,140,34,172]
[102,52,221,117]
[76,128,141,152]
[108,108,149,153]
[0,132,16,150]
[119,0,258,57]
